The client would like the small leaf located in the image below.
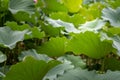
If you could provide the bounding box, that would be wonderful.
[18,49,52,62]
[111,36,120,56]
[5,21,30,31]
[25,27,45,39]
[4,56,60,80]
[79,19,105,32]
[0,51,7,63]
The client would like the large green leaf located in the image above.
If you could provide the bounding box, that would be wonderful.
[102,7,120,27]
[0,51,7,63]
[37,37,67,57]
[0,27,27,49]
[45,17,80,33]
[18,49,52,62]
[9,0,35,14]
[66,31,113,59]
[79,19,105,32]
[4,56,60,80]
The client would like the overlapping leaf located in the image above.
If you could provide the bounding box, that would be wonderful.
[0,27,27,49]
[0,51,7,63]
[57,68,120,80]
[37,37,67,57]
[18,49,52,62]
[50,12,85,26]
[40,0,67,13]
[79,19,105,32]
[4,56,60,80]
[62,0,82,12]
[45,17,80,33]
[112,36,120,56]
[9,0,35,14]
[102,7,120,27]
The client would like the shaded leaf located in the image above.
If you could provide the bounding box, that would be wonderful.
[102,7,120,27]
[58,55,86,68]
[104,57,120,71]
[0,27,27,49]
[57,68,120,80]
[43,63,74,80]
[0,51,7,63]
[18,49,52,62]
[25,27,45,39]
[111,36,120,56]
[14,11,36,24]
[9,0,35,14]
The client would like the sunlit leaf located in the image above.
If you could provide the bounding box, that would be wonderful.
[62,0,82,12]
[40,0,67,13]
[66,31,113,59]
[4,56,60,80]
[45,17,80,33]
[37,37,67,57]
[79,19,105,32]
[50,12,85,26]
